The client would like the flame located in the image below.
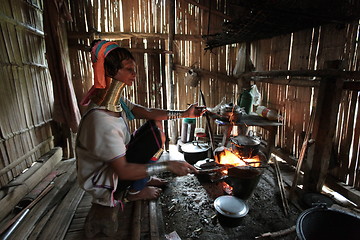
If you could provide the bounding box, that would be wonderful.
[218,149,261,168]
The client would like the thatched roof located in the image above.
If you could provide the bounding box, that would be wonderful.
[203,0,360,49]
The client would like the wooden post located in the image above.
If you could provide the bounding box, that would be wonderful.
[167,0,177,144]
[303,61,344,193]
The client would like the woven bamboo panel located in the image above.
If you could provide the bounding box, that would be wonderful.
[0,0,53,187]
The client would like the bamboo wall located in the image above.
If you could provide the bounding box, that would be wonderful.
[0,0,54,188]
[252,23,360,189]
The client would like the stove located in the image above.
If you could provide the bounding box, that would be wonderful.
[194,147,267,200]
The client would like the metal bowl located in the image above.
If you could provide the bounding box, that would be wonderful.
[214,195,249,227]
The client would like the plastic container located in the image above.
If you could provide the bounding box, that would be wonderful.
[256,106,283,121]
[181,118,196,143]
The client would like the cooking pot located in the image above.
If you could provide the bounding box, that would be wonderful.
[225,166,264,200]
[229,135,260,158]
[296,205,360,240]
[181,142,210,165]
[214,195,249,228]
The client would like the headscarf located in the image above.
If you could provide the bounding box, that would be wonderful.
[80,40,120,106]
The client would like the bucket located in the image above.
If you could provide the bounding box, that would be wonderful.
[296,205,360,240]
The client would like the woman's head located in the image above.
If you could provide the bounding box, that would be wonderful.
[104,47,135,78]
[90,40,136,84]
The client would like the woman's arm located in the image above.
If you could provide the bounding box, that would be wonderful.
[109,155,198,180]
[131,103,205,120]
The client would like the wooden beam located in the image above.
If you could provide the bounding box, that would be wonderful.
[252,77,320,87]
[174,64,237,84]
[326,176,360,207]
[343,81,360,91]
[303,62,344,192]
[68,42,166,55]
[0,13,44,37]
[241,69,360,80]
[68,31,166,40]
[183,0,232,20]
[0,137,54,177]
[68,31,203,41]
[271,148,298,167]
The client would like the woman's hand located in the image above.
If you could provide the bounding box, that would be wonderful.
[167,161,198,176]
[184,103,206,118]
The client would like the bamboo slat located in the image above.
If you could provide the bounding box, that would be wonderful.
[7,158,76,239]
[353,95,360,188]
[0,142,11,187]
[0,147,62,222]
[0,0,12,17]
[37,182,84,240]
[290,29,313,70]
[316,25,346,69]
[112,0,120,32]
[336,91,357,182]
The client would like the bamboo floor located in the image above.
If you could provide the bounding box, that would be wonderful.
[0,151,177,240]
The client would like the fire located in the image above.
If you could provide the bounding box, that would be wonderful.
[217,148,261,168]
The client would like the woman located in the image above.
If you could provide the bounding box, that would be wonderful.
[76,40,202,236]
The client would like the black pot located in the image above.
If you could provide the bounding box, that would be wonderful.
[225,166,263,200]
[296,205,360,240]
[229,135,260,158]
[214,195,249,228]
[181,142,210,165]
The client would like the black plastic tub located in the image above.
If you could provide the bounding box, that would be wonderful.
[296,205,360,240]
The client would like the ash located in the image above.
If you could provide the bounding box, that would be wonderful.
[159,167,302,240]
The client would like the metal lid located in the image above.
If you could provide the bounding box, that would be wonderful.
[214,196,249,218]
[181,142,209,153]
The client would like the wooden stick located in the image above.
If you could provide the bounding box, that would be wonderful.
[131,201,142,240]
[255,225,296,239]
[0,183,54,235]
[149,200,160,240]
[272,157,290,216]
[289,108,315,199]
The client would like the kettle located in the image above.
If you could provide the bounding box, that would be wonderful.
[219,103,243,122]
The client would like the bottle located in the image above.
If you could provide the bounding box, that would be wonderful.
[238,88,253,114]
[256,106,283,121]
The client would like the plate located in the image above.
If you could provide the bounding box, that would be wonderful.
[214,195,249,218]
